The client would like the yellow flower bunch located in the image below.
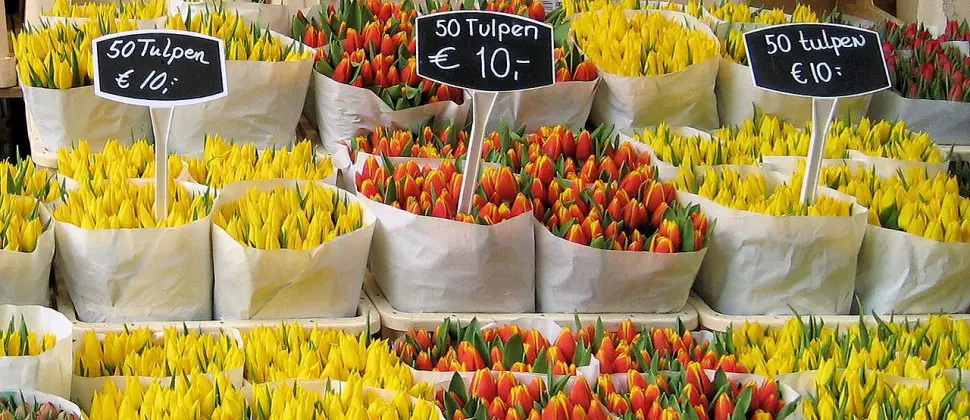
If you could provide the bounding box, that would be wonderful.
[214,183,364,250]
[634,123,760,166]
[709,2,817,24]
[644,0,702,17]
[674,165,851,216]
[823,165,970,242]
[186,136,335,188]
[0,316,56,356]
[804,366,970,420]
[251,374,439,420]
[74,327,244,377]
[13,18,136,88]
[90,373,245,420]
[721,28,747,64]
[46,0,166,19]
[0,195,48,253]
[0,159,61,203]
[724,316,970,380]
[244,325,433,399]
[572,4,718,76]
[166,11,313,62]
[713,114,850,159]
[57,139,184,184]
[53,179,214,229]
[843,118,944,163]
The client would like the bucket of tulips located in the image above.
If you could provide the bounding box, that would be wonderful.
[163,10,315,157]
[211,180,375,319]
[0,306,73,398]
[340,119,469,191]
[0,194,54,307]
[356,156,536,313]
[52,179,215,322]
[572,4,720,130]
[184,135,337,190]
[674,164,867,315]
[13,18,152,156]
[72,326,245,411]
[715,25,871,126]
[0,390,81,420]
[395,318,602,384]
[297,0,470,147]
[56,139,188,189]
[170,0,300,34]
[39,0,168,29]
[841,119,947,179]
[243,324,436,400]
[89,373,246,418]
[247,375,444,420]
[822,165,970,314]
[596,363,799,420]
[624,123,760,181]
[495,123,712,313]
[870,21,970,145]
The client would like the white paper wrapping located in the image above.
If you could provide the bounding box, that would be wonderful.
[21,85,151,153]
[362,197,535,313]
[168,33,313,157]
[485,79,599,133]
[867,89,970,145]
[587,10,719,130]
[54,181,213,322]
[0,201,54,306]
[170,0,295,33]
[71,329,244,412]
[313,72,471,147]
[408,318,601,386]
[761,156,860,176]
[0,306,73,398]
[855,225,970,315]
[845,150,947,179]
[688,168,868,316]
[212,179,375,320]
[534,218,707,313]
[715,57,871,126]
[0,388,82,417]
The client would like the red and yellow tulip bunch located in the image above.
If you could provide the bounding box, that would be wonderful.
[296,0,464,109]
[555,45,598,83]
[351,121,470,159]
[596,363,794,420]
[396,319,595,375]
[437,369,610,420]
[355,156,532,224]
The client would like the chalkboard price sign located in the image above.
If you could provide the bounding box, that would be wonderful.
[415,11,555,92]
[93,30,228,107]
[743,23,891,98]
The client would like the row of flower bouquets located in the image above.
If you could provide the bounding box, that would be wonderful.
[4,303,970,419]
[17,0,970,159]
[0,108,968,322]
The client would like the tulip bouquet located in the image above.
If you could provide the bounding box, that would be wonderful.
[0,159,61,203]
[573,3,719,128]
[185,136,335,189]
[166,11,311,62]
[0,315,56,357]
[349,120,470,159]
[73,328,244,378]
[803,366,970,419]
[0,194,50,253]
[712,114,845,160]
[596,363,796,420]
[0,393,79,420]
[632,123,760,168]
[89,373,245,419]
[53,179,215,322]
[243,324,434,399]
[436,369,611,420]
[45,0,166,20]
[13,19,132,89]
[821,165,970,314]
[707,2,817,25]
[676,162,866,315]
[356,156,532,224]
[57,139,184,186]
[950,153,970,198]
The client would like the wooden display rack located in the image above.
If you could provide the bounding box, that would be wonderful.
[55,274,381,339]
[689,294,970,332]
[364,276,700,339]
